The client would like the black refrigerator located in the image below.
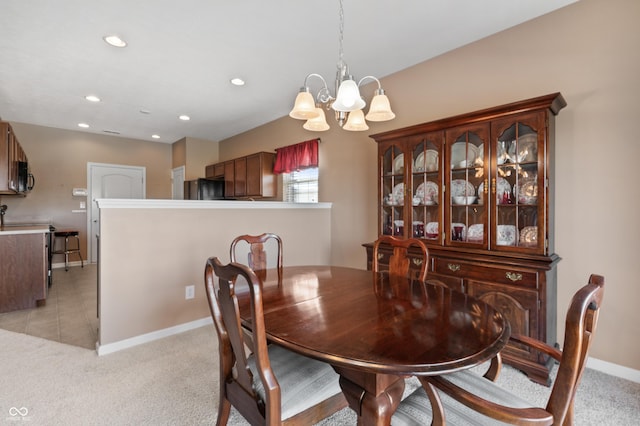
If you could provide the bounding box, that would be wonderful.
[184,178,225,200]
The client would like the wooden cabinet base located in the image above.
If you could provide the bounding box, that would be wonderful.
[0,233,48,313]
[365,242,558,385]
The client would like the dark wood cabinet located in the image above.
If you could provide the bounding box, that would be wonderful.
[365,93,566,385]
[1,121,29,195]
[0,232,48,313]
[206,151,276,198]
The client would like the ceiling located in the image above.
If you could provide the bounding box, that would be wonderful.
[0,0,577,144]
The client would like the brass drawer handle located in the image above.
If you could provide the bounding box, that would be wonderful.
[412,258,423,266]
[377,253,384,260]
[447,263,460,272]
[506,272,523,282]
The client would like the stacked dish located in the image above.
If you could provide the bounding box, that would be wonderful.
[467,224,484,243]
[425,222,439,239]
[415,181,438,205]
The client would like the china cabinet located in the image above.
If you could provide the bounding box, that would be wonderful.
[365,93,566,385]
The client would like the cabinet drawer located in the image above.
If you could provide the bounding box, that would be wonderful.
[432,258,537,287]
[374,248,426,270]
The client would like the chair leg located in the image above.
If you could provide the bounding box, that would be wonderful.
[74,235,84,268]
[64,236,70,271]
[216,398,231,426]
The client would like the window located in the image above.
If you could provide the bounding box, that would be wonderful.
[283,167,318,202]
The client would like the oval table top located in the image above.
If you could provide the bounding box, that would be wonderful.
[237,265,510,376]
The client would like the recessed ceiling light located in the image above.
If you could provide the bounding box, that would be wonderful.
[151,134,160,139]
[78,123,90,128]
[85,95,101,102]
[230,78,245,86]
[140,109,151,115]
[179,115,190,121]
[103,35,127,48]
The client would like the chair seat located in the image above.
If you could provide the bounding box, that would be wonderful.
[248,344,343,421]
[393,370,535,426]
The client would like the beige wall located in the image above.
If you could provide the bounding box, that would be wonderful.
[172,136,220,180]
[0,123,173,258]
[219,0,640,371]
[97,201,332,348]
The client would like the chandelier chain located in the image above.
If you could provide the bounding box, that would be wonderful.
[338,0,345,69]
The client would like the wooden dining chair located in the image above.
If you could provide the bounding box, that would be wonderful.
[392,274,605,426]
[230,233,283,285]
[204,257,347,425]
[373,235,429,281]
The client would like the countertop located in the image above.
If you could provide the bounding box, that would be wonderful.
[0,224,51,235]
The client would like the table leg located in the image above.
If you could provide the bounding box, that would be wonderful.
[333,367,405,426]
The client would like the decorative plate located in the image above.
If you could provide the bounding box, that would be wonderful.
[516,177,538,204]
[414,151,425,172]
[393,154,404,174]
[415,150,439,172]
[516,133,537,162]
[451,142,480,168]
[519,226,538,246]
[450,179,475,197]
[425,222,439,239]
[392,183,405,204]
[467,224,484,242]
[425,150,439,171]
[497,225,517,246]
[496,177,512,203]
[416,181,438,204]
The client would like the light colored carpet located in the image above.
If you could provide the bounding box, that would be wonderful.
[1,325,638,425]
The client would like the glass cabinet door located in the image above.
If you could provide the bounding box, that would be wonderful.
[409,132,443,242]
[491,112,546,253]
[445,124,489,246]
[379,142,406,237]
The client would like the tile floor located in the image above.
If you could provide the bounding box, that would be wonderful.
[0,264,98,350]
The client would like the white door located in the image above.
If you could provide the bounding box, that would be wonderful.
[172,166,185,200]
[87,163,145,263]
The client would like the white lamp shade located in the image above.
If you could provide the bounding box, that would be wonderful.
[289,91,319,120]
[303,108,330,131]
[331,79,366,112]
[365,94,396,122]
[343,109,369,131]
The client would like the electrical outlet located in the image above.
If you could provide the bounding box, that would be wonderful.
[185,285,195,299]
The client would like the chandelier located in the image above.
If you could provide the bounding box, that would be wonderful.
[288,0,395,132]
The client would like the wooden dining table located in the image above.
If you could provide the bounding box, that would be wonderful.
[236,265,510,425]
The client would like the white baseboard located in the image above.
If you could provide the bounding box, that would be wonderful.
[96,317,213,356]
[587,357,640,384]
[94,318,640,385]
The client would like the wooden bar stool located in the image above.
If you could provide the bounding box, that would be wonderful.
[52,230,84,271]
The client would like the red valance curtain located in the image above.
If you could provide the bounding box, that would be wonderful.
[273,138,319,174]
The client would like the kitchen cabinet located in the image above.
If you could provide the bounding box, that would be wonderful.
[206,151,276,198]
[0,230,49,313]
[365,93,566,385]
[0,121,30,195]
